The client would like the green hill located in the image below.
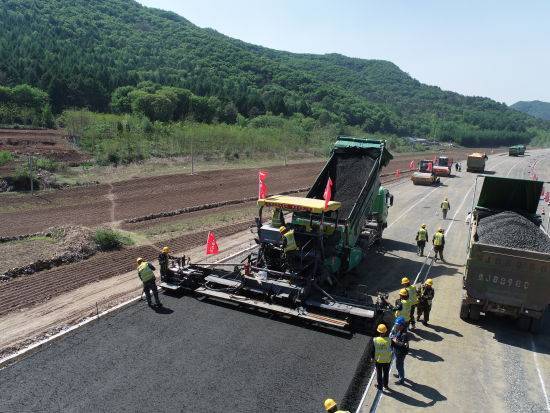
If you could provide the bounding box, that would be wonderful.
[0,0,545,145]
[511,100,550,121]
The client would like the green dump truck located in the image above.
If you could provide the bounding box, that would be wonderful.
[460,176,550,332]
[508,145,526,156]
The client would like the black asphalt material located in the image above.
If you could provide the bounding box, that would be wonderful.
[477,211,550,253]
[332,153,376,217]
[0,295,369,412]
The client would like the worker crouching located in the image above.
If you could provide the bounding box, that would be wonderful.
[371,324,392,391]
[136,257,162,308]
[417,279,435,325]
[323,398,350,413]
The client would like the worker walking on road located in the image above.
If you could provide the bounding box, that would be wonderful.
[441,197,450,219]
[371,324,392,391]
[323,398,350,413]
[415,224,428,256]
[401,277,418,329]
[417,279,435,325]
[433,228,445,262]
[390,316,409,385]
[158,246,176,282]
[137,257,162,308]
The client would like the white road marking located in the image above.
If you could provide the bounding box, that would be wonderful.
[387,187,439,229]
[531,336,550,411]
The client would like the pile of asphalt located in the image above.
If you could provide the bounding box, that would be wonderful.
[0,295,370,412]
[477,211,550,253]
[333,153,376,218]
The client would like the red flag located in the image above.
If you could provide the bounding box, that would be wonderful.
[409,160,415,170]
[427,162,433,172]
[323,177,333,209]
[206,231,219,255]
[395,169,401,177]
[258,170,268,199]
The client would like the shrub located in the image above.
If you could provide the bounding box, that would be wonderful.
[93,228,134,251]
[0,150,13,166]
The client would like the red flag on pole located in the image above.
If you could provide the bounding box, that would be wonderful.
[323,177,333,209]
[409,160,415,170]
[206,231,219,255]
[258,171,268,200]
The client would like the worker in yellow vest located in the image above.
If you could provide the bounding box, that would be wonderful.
[433,228,445,261]
[417,279,435,325]
[415,224,428,256]
[136,257,162,308]
[271,208,284,228]
[279,226,298,252]
[323,398,350,413]
[401,277,419,329]
[441,197,450,219]
[370,324,392,391]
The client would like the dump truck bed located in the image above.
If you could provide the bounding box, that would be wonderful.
[467,153,486,172]
[465,238,550,316]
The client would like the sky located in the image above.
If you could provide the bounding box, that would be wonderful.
[138,0,550,105]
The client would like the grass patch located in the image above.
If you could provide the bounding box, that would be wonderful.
[0,150,13,166]
[94,228,135,251]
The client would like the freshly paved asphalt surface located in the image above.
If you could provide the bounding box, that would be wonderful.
[1,150,549,412]
[0,294,368,412]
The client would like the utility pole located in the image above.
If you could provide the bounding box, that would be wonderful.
[28,154,34,195]
[283,145,288,167]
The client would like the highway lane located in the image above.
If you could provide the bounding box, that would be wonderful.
[358,150,550,412]
[1,152,548,412]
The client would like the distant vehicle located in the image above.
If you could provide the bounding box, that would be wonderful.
[411,160,439,185]
[432,156,453,176]
[460,176,549,332]
[508,145,526,156]
[466,153,488,172]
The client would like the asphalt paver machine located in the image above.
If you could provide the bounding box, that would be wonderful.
[162,137,395,332]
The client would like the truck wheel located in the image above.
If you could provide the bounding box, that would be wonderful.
[517,315,531,331]
[459,301,469,320]
[469,305,481,320]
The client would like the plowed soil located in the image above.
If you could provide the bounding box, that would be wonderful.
[0,147,485,238]
[0,129,86,163]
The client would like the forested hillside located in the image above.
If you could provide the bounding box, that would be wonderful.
[511,101,550,121]
[0,0,547,146]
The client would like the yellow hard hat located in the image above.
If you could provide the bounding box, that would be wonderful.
[279,226,287,233]
[162,246,171,253]
[377,324,388,334]
[399,288,409,297]
[425,279,433,286]
[324,399,337,411]
[136,257,143,264]
[421,223,426,228]
[401,277,410,285]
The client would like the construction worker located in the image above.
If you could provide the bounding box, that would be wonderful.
[370,324,392,391]
[390,316,409,385]
[136,257,162,308]
[279,226,298,252]
[441,197,450,219]
[158,246,176,282]
[417,279,435,325]
[415,224,428,256]
[401,277,418,329]
[382,289,412,328]
[323,398,350,413]
[433,228,445,261]
[271,208,284,228]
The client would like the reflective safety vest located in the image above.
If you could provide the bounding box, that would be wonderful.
[406,285,418,305]
[271,208,283,227]
[395,299,412,322]
[441,200,449,210]
[417,228,427,241]
[283,230,298,252]
[138,262,155,283]
[373,336,392,363]
[433,232,444,246]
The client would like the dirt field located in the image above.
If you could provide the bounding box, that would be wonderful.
[0,128,86,163]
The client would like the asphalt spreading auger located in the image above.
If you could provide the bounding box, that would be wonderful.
[160,137,396,333]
